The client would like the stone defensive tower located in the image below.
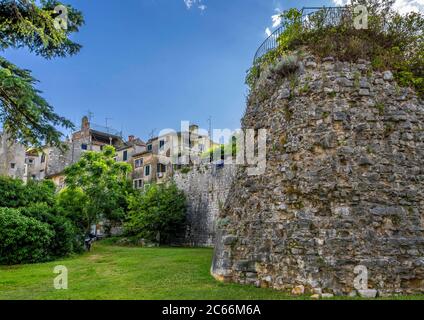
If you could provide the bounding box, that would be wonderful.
[212,53,424,296]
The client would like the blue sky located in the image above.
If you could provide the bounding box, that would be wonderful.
[5,0,340,140]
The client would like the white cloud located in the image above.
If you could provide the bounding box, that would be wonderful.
[392,0,424,14]
[184,0,195,9]
[184,0,207,12]
[333,0,349,5]
[263,8,283,38]
[331,0,424,14]
[265,27,272,37]
[271,13,283,27]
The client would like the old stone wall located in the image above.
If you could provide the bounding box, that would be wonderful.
[45,142,74,177]
[174,164,236,247]
[0,133,26,180]
[212,53,424,296]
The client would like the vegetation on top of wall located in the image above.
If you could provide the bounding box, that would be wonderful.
[246,0,423,97]
[201,136,238,161]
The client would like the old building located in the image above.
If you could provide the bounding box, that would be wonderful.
[45,116,126,187]
[0,132,27,181]
[25,148,47,181]
[131,124,217,188]
[115,135,146,163]
[132,150,161,189]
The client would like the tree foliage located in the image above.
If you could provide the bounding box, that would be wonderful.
[56,186,89,234]
[64,146,133,232]
[0,207,53,265]
[0,176,55,207]
[20,202,83,257]
[0,176,83,263]
[0,0,84,147]
[125,182,187,245]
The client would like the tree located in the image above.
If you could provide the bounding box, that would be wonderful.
[56,186,90,234]
[0,0,84,147]
[64,146,133,233]
[125,182,187,245]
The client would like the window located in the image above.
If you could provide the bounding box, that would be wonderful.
[157,163,166,173]
[27,159,34,164]
[133,179,143,189]
[41,154,46,163]
[10,163,15,169]
[81,144,88,150]
[159,140,165,150]
[147,144,153,152]
[144,165,151,176]
[123,150,128,161]
[135,158,143,168]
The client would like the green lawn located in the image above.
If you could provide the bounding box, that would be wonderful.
[0,242,294,300]
[0,243,423,300]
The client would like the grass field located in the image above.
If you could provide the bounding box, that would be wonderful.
[0,243,423,300]
[0,243,295,300]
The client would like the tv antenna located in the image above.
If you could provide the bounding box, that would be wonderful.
[149,128,157,140]
[87,110,94,122]
[207,116,212,141]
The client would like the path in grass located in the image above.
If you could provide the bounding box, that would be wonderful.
[0,243,296,300]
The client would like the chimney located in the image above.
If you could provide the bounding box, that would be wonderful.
[128,135,135,142]
[189,124,199,133]
[81,116,90,130]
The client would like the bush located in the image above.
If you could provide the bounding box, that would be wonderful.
[0,176,26,208]
[0,177,55,208]
[20,203,84,258]
[124,182,187,245]
[0,208,53,265]
[24,179,56,206]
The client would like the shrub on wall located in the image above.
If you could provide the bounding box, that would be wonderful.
[125,182,187,245]
[247,2,423,97]
[0,208,53,265]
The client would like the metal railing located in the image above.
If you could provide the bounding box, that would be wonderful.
[90,123,122,137]
[253,6,352,64]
